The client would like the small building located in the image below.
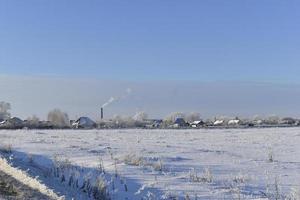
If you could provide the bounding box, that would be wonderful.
[240,119,254,127]
[173,118,188,127]
[280,117,296,125]
[72,117,96,129]
[0,117,24,129]
[213,120,224,126]
[0,119,5,125]
[38,121,54,129]
[151,119,163,128]
[190,120,205,128]
[253,119,263,126]
[228,119,241,126]
[174,118,186,125]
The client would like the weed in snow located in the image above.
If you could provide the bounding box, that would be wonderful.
[0,143,12,154]
[268,147,274,163]
[114,159,118,178]
[161,191,180,200]
[189,167,213,183]
[123,154,143,166]
[93,176,110,200]
[189,168,200,182]
[265,175,283,200]
[123,154,166,174]
[152,158,164,172]
[97,156,105,174]
[185,193,190,200]
[274,177,281,200]
[232,173,251,184]
[286,187,300,200]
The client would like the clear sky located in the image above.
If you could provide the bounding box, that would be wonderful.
[1,1,300,119]
[1,0,300,82]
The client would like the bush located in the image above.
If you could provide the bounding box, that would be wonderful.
[47,109,70,128]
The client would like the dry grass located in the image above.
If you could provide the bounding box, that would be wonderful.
[0,144,12,154]
[0,157,63,200]
[0,179,18,197]
[189,168,213,183]
[123,154,143,166]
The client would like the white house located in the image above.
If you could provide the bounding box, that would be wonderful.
[213,120,224,126]
[228,119,240,126]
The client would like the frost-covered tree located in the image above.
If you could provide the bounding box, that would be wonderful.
[163,112,185,126]
[26,115,40,127]
[252,115,262,121]
[132,112,148,121]
[112,115,135,128]
[184,112,200,123]
[265,115,280,125]
[47,109,70,128]
[0,101,11,121]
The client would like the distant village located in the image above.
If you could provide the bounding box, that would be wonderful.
[0,102,299,130]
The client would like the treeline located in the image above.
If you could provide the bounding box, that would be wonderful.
[0,101,299,129]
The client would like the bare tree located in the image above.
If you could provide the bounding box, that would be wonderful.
[132,112,148,122]
[112,115,135,128]
[265,115,280,125]
[47,109,70,128]
[184,112,200,123]
[163,112,185,126]
[26,115,40,128]
[0,101,11,121]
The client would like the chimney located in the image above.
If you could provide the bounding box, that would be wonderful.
[101,107,104,119]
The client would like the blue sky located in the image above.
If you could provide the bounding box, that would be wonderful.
[2,75,300,120]
[1,0,300,82]
[1,1,300,119]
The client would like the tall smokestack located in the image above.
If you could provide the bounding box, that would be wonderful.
[101,107,104,119]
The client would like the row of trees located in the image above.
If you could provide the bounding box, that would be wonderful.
[0,101,298,129]
[0,102,70,128]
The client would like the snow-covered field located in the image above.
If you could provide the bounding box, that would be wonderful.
[0,128,300,199]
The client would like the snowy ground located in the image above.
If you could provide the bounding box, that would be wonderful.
[0,128,300,199]
[0,169,57,200]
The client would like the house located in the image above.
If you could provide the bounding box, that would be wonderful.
[253,119,263,126]
[213,120,224,126]
[173,118,188,127]
[240,119,254,127]
[72,117,96,129]
[38,121,54,129]
[280,117,296,125]
[190,120,205,128]
[145,119,163,128]
[228,119,241,126]
[0,117,24,129]
[70,120,75,126]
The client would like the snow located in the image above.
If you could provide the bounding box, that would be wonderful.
[0,128,300,199]
[0,157,62,199]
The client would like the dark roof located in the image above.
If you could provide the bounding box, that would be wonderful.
[174,118,186,125]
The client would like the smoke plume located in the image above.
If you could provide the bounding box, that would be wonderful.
[102,88,132,108]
